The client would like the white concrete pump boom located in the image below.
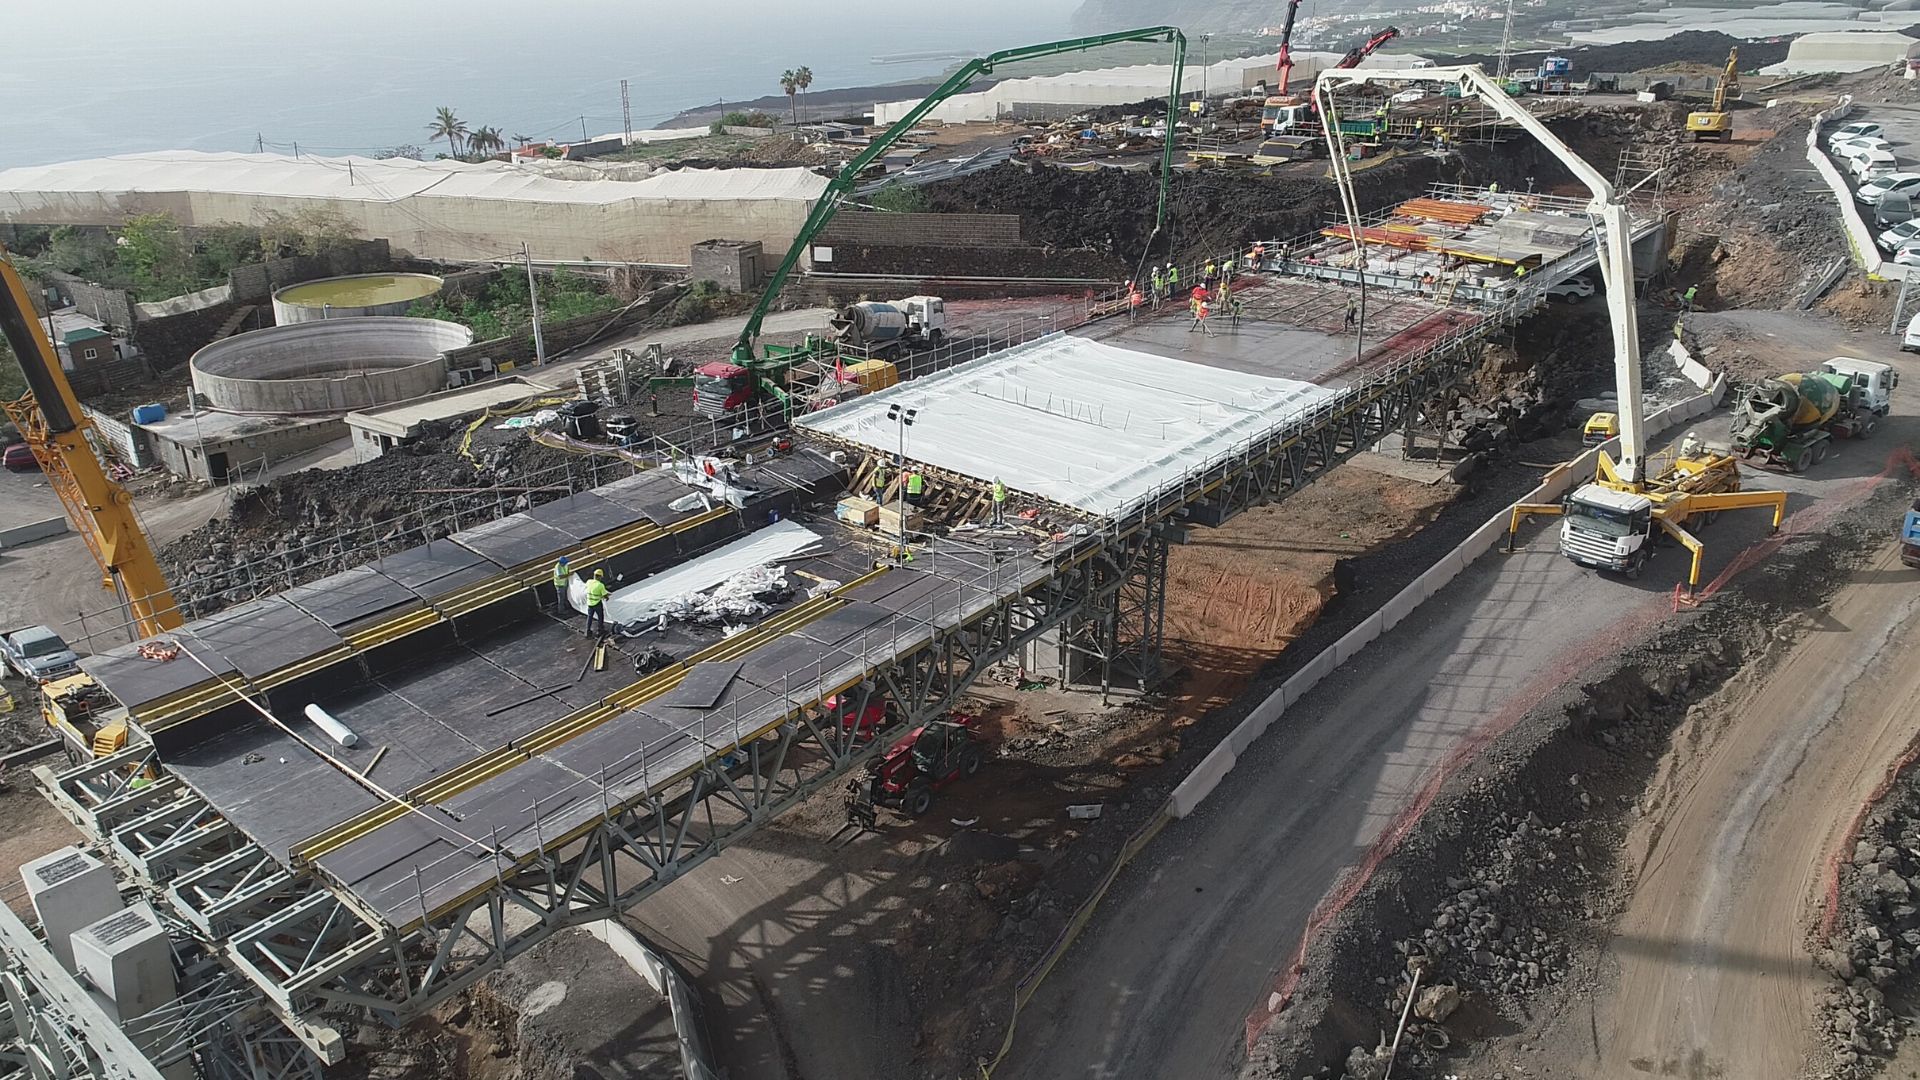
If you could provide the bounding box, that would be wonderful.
[1314,64,1648,482]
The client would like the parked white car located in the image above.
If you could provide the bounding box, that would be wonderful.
[1904,310,1920,352]
[1545,274,1595,301]
[1895,240,1920,268]
[1830,121,1886,148]
[1834,135,1894,158]
[1877,220,1920,250]
[1851,149,1900,180]
[1858,172,1920,205]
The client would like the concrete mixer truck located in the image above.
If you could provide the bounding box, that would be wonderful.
[828,296,946,353]
[1729,365,1883,472]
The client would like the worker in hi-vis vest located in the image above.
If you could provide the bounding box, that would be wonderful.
[551,556,572,615]
[584,569,609,637]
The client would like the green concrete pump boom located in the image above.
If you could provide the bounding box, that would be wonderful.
[731,26,1187,367]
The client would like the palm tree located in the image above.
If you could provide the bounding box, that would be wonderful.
[795,66,814,121]
[427,106,468,158]
[780,69,800,126]
[511,132,534,149]
[469,126,504,158]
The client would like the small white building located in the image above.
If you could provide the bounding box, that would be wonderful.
[344,378,546,463]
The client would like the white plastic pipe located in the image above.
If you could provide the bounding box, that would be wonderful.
[303,703,360,748]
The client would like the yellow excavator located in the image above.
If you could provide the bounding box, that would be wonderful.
[0,249,181,755]
[1686,48,1741,142]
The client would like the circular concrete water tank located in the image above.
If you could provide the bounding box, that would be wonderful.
[271,273,445,325]
[190,317,470,415]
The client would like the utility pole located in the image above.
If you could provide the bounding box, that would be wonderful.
[523,243,547,365]
[620,79,633,146]
[254,133,264,153]
[580,115,589,142]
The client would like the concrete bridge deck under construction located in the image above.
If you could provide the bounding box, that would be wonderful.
[11,185,1655,1079]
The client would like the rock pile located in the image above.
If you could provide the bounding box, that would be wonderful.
[1819,773,1920,1075]
[1403,803,1590,993]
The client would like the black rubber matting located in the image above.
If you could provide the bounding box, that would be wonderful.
[81,637,235,712]
[527,491,641,543]
[450,513,571,570]
[371,541,498,600]
[179,597,342,680]
[284,566,417,630]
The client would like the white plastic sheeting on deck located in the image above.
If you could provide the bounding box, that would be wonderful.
[798,334,1335,518]
[567,520,823,626]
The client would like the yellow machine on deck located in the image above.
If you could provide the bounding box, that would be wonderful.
[1686,48,1741,141]
[0,250,181,754]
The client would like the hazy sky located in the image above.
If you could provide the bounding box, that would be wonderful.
[1,0,1080,166]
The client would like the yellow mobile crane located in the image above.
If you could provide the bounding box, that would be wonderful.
[1686,48,1740,141]
[0,250,181,753]
[1314,64,1785,589]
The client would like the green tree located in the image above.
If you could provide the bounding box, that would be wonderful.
[795,65,813,118]
[511,132,534,149]
[427,106,469,157]
[780,69,800,125]
[116,212,195,296]
[868,185,929,213]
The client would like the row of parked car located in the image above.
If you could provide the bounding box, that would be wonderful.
[1829,121,1920,268]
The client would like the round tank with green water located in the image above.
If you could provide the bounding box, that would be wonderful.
[272,273,444,325]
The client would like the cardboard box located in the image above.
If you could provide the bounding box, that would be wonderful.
[836,497,881,526]
[875,505,925,534]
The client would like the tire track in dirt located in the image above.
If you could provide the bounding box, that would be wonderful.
[1564,541,1920,1079]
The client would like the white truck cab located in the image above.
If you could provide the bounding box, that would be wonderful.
[899,296,946,342]
[1558,483,1656,577]
[1821,356,1898,413]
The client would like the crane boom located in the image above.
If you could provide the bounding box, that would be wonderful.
[731,27,1187,368]
[1274,0,1305,95]
[1316,64,1645,481]
[1336,27,1401,70]
[0,252,181,635]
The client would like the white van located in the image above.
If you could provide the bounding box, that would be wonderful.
[1904,313,1920,353]
[1824,356,1900,409]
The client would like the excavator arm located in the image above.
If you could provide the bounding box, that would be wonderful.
[730,26,1188,367]
[0,252,180,635]
[1316,64,1646,481]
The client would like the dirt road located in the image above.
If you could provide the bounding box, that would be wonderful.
[1534,541,1920,1079]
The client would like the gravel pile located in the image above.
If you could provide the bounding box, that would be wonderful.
[1819,770,1920,1075]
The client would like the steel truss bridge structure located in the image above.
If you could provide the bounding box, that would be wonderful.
[0,286,1536,1079]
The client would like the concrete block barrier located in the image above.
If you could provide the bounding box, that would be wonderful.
[1170,745,1237,818]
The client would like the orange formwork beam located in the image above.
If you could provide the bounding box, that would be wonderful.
[1395,197,1489,224]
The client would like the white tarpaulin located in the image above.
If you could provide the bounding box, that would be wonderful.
[797,334,1336,517]
[567,519,822,625]
[0,152,828,264]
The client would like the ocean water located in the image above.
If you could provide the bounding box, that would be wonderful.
[0,0,1075,169]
